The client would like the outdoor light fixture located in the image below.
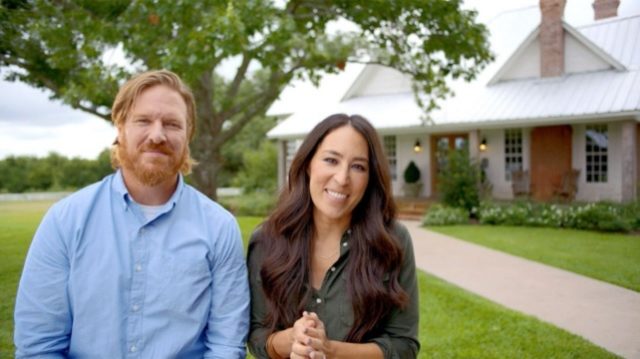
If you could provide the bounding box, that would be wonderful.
[479,138,487,152]
[413,139,422,153]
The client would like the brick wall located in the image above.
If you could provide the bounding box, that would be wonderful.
[540,0,566,78]
[593,0,620,20]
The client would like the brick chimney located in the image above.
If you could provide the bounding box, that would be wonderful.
[539,0,566,78]
[593,0,620,20]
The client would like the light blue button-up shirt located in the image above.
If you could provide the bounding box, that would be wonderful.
[15,171,249,358]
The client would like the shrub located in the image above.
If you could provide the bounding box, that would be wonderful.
[479,200,638,233]
[563,202,633,233]
[404,161,421,184]
[218,191,277,216]
[232,141,277,193]
[437,150,480,214]
[422,204,469,226]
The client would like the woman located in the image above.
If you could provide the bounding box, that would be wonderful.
[248,114,419,359]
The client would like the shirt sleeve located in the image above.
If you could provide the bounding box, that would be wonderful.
[14,205,71,358]
[246,232,272,359]
[203,216,250,359]
[370,223,421,359]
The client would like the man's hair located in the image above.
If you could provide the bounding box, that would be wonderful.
[110,69,197,174]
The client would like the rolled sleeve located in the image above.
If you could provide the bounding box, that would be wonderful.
[14,206,71,358]
[204,217,250,358]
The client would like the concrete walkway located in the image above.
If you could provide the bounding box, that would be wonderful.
[401,220,640,359]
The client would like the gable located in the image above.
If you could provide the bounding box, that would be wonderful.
[342,64,412,100]
[490,22,625,85]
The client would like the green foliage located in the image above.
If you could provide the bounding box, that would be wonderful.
[232,141,277,193]
[220,115,277,188]
[478,201,639,233]
[0,0,493,198]
[422,204,468,226]
[403,160,421,184]
[0,150,113,193]
[437,150,480,214]
[218,191,277,217]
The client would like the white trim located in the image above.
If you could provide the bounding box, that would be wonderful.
[488,26,541,85]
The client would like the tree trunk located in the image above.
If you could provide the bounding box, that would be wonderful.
[191,131,222,201]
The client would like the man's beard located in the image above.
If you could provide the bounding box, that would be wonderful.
[119,136,187,186]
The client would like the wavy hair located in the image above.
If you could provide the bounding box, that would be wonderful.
[110,69,197,175]
[256,113,408,342]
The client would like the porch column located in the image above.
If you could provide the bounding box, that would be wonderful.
[469,130,480,160]
[277,140,287,189]
[620,121,638,202]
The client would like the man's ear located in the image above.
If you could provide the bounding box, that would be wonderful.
[114,125,124,145]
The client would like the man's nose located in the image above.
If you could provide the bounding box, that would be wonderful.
[148,121,167,144]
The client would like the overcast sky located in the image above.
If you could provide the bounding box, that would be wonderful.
[1,0,639,160]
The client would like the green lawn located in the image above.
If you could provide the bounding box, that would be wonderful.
[427,225,640,292]
[1,201,616,358]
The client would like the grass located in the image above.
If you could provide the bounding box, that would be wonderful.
[0,201,54,359]
[0,201,616,358]
[427,225,640,292]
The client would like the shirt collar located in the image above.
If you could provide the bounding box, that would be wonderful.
[112,169,185,213]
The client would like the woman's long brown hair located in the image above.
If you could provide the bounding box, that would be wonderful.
[255,113,409,342]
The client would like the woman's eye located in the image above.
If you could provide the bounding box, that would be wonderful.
[323,157,338,165]
[352,164,367,172]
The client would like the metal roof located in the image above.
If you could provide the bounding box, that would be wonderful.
[267,13,640,139]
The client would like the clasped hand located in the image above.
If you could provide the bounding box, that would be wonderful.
[290,311,331,359]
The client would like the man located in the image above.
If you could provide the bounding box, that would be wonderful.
[14,70,249,358]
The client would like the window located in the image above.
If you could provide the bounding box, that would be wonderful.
[585,124,607,183]
[383,136,397,180]
[504,129,523,181]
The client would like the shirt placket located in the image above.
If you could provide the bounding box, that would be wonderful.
[312,234,349,318]
[127,224,148,357]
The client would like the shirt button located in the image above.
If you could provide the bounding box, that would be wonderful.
[130,345,137,353]
[316,298,322,304]
[330,267,336,272]
[342,242,348,247]
[132,304,140,312]
[135,264,142,272]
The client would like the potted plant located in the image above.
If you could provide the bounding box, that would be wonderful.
[402,161,423,197]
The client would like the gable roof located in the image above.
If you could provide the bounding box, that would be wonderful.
[488,20,625,85]
[267,12,640,139]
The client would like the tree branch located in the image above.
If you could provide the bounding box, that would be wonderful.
[222,52,251,106]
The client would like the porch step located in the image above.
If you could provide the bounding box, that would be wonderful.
[396,197,433,221]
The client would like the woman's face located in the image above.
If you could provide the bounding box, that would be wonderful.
[308,125,370,226]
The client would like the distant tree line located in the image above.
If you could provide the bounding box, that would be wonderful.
[0,113,278,194]
[0,150,113,193]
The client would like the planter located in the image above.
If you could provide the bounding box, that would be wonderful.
[403,182,423,197]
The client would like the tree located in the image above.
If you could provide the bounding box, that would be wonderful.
[219,114,277,187]
[233,140,278,193]
[1,0,492,199]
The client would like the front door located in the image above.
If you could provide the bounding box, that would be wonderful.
[430,133,468,196]
[530,125,572,200]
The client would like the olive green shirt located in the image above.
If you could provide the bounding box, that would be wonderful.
[247,222,420,359]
